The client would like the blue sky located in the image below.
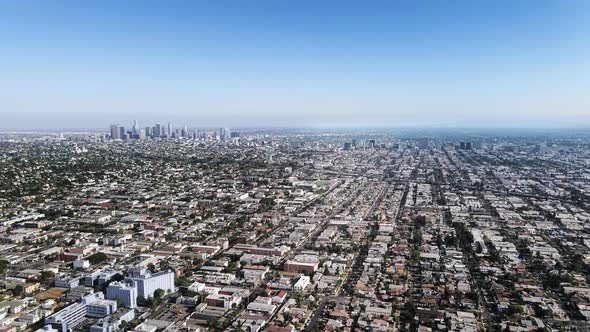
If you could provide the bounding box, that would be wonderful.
[1,0,589,129]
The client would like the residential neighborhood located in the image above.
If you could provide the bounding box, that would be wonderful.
[1,129,589,332]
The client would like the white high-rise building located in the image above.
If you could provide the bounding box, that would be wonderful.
[132,120,139,134]
[125,268,175,299]
[106,281,137,308]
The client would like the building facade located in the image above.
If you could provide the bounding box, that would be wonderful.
[106,281,137,308]
[125,268,175,299]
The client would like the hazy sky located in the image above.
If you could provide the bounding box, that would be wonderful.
[1,0,589,129]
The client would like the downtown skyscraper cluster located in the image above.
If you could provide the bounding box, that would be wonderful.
[109,121,237,141]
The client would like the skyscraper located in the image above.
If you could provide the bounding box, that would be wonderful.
[167,122,172,138]
[110,124,120,140]
[154,123,162,137]
[132,120,139,134]
[119,126,126,140]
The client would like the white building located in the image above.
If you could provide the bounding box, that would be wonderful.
[106,281,137,308]
[125,268,175,299]
[293,275,310,291]
[187,282,206,293]
[87,299,117,318]
[45,292,113,332]
[73,260,90,269]
[246,302,277,316]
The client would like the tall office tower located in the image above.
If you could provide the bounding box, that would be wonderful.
[182,125,188,138]
[219,127,225,140]
[369,139,376,149]
[460,142,466,150]
[167,122,172,137]
[110,124,120,140]
[465,142,472,150]
[352,139,357,148]
[132,120,139,134]
[145,126,152,137]
[154,123,162,137]
[139,129,146,140]
[119,126,126,140]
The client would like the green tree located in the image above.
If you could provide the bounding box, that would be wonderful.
[154,288,165,299]
[0,260,8,275]
[88,252,108,265]
[508,304,524,317]
[208,319,220,330]
[41,270,55,284]
[137,295,148,307]
[175,276,191,287]
[13,285,24,296]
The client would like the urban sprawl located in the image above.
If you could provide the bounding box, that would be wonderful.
[1,126,590,332]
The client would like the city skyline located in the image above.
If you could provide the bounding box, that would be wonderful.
[3,2,590,330]
[107,120,236,140]
[1,0,590,130]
